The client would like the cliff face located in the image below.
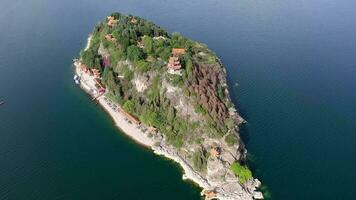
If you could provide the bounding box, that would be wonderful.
[79,13,263,199]
[191,63,229,123]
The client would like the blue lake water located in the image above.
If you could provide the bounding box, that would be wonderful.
[1,0,356,199]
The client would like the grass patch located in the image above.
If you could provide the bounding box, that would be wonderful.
[230,162,252,184]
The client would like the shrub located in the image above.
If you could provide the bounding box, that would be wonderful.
[192,147,208,172]
[167,74,183,86]
[140,110,161,127]
[142,36,153,54]
[225,133,238,146]
[123,100,135,113]
[217,84,225,100]
[122,67,134,81]
[134,60,150,73]
[127,45,143,61]
[230,162,252,184]
[195,105,207,115]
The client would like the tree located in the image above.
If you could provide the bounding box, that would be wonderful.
[119,36,130,50]
[217,84,225,100]
[110,12,122,20]
[230,162,252,184]
[142,36,153,54]
[127,45,143,61]
[192,147,208,172]
[80,50,101,69]
[185,57,193,79]
[140,110,161,127]
[134,60,150,73]
[102,68,116,90]
[159,47,171,61]
[147,75,161,102]
[112,29,120,40]
[123,100,135,113]
[129,28,138,42]
[122,67,133,81]
[195,105,207,115]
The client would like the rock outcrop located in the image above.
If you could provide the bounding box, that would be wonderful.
[191,64,229,123]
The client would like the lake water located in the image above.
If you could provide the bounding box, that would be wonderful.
[1,0,356,199]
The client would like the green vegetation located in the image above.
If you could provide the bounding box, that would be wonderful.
[195,105,207,115]
[79,12,240,149]
[80,49,101,69]
[192,147,208,172]
[134,60,150,73]
[127,45,143,61]
[167,74,183,87]
[142,36,153,54]
[225,133,238,146]
[217,84,225,100]
[230,162,253,184]
[139,110,161,127]
[122,67,134,81]
[123,100,135,113]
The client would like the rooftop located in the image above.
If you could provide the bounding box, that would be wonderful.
[172,48,186,55]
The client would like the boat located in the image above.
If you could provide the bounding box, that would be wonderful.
[73,75,81,84]
[0,100,5,106]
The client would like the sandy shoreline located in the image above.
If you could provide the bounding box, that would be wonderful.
[98,96,154,147]
[75,64,154,148]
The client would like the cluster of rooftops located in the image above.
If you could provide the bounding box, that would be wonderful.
[107,16,119,27]
[105,15,187,75]
[78,62,101,78]
[107,15,138,27]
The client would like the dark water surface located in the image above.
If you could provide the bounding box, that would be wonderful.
[1,0,356,199]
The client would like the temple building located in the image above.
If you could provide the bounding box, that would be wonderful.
[167,48,186,75]
[105,34,117,43]
[172,48,186,56]
[203,190,217,199]
[167,56,182,74]
[107,16,119,27]
[210,147,221,159]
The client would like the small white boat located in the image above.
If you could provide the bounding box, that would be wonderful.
[75,80,80,85]
[73,75,79,80]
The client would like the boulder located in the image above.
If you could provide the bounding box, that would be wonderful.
[253,191,264,199]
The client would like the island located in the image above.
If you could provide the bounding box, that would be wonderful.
[73,12,263,200]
